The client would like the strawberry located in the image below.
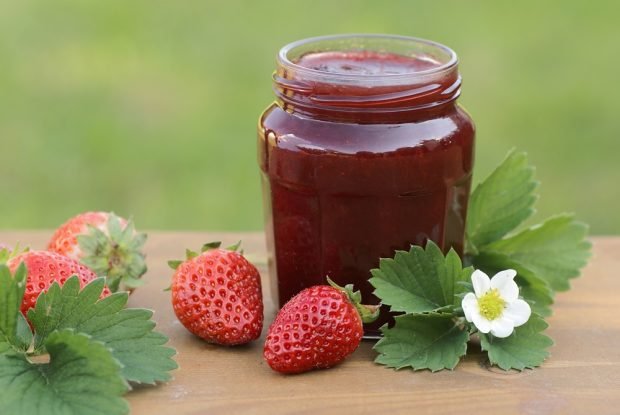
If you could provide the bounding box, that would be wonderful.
[169,242,264,346]
[6,250,111,320]
[47,211,147,292]
[264,278,379,374]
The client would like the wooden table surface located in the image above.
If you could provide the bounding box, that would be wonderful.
[1,231,619,415]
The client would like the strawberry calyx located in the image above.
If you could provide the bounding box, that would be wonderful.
[77,213,147,293]
[0,243,29,264]
[326,277,380,324]
[167,241,243,271]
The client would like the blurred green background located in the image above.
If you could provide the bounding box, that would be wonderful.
[0,0,618,233]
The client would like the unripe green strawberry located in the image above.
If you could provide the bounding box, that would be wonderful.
[264,278,378,374]
[169,242,263,346]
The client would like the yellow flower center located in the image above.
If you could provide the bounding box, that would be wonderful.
[477,288,506,320]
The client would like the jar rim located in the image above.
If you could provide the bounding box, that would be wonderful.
[277,34,458,85]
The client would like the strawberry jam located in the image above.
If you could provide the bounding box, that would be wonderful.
[258,35,475,336]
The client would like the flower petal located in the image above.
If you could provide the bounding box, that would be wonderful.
[471,310,491,334]
[490,269,519,302]
[504,299,532,327]
[472,269,491,297]
[489,317,515,338]
[462,293,478,322]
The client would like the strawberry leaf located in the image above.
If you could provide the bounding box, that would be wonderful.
[466,150,538,253]
[14,313,33,352]
[519,283,554,317]
[374,314,468,372]
[28,276,177,384]
[370,241,473,314]
[483,215,591,291]
[466,151,590,310]
[479,314,553,370]
[0,263,28,352]
[0,330,129,415]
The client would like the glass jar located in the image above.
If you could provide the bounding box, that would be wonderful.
[258,34,475,336]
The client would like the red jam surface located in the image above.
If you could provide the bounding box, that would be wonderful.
[296,50,439,75]
[259,38,475,336]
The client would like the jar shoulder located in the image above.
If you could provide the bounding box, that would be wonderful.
[260,103,474,155]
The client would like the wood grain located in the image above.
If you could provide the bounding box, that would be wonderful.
[1,231,619,415]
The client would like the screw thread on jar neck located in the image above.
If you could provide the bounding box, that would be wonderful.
[273,34,461,123]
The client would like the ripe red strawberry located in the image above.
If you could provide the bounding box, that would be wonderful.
[7,250,111,320]
[48,211,147,292]
[264,278,379,374]
[169,242,263,346]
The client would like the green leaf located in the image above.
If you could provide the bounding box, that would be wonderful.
[484,215,591,291]
[226,240,242,251]
[119,218,137,246]
[128,231,148,251]
[201,241,222,252]
[520,284,554,317]
[370,241,473,314]
[0,330,129,415]
[0,246,12,263]
[28,276,177,384]
[168,260,182,270]
[14,313,33,352]
[466,150,538,252]
[480,314,553,371]
[120,275,146,289]
[374,314,469,371]
[77,227,108,256]
[107,213,123,241]
[0,263,28,351]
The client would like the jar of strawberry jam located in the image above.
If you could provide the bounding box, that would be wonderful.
[258,34,475,336]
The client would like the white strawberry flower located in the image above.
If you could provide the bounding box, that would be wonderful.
[462,269,532,338]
